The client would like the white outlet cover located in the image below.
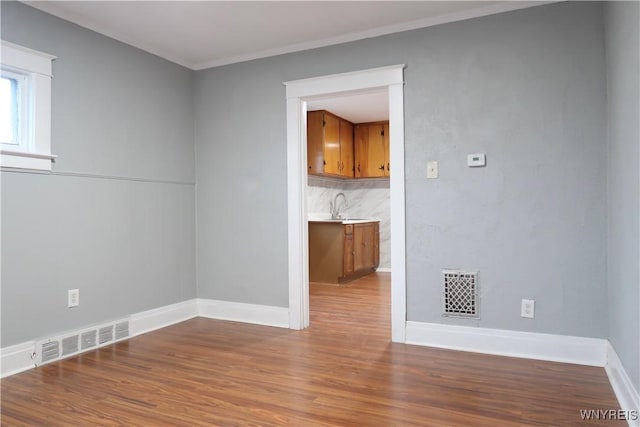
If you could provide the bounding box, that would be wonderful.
[68,289,79,308]
[521,299,535,318]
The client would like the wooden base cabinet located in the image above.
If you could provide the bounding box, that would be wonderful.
[353,222,379,273]
[309,221,380,284]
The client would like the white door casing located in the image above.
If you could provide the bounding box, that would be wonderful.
[284,65,406,342]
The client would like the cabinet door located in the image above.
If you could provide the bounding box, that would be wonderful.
[355,124,387,178]
[340,119,354,178]
[353,124,376,178]
[354,223,375,271]
[368,125,386,177]
[307,111,324,175]
[354,125,367,178]
[343,225,354,276]
[383,123,390,177]
[373,222,380,267]
[353,224,366,272]
[323,113,341,176]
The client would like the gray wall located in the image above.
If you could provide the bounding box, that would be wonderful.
[404,3,607,336]
[195,2,609,338]
[605,2,640,392]
[1,1,619,350]
[1,2,196,347]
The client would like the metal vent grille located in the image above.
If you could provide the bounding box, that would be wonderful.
[81,330,97,350]
[32,317,129,367]
[442,269,479,318]
[61,335,79,356]
[115,321,129,340]
[98,326,113,344]
[41,341,60,363]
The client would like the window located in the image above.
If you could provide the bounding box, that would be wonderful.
[1,69,27,147]
[1,41,56,171]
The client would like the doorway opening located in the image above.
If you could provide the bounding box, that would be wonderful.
[284,65,406,342]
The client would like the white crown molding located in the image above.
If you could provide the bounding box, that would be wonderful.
[22,1,554,71]
[405,321,609,367]
[194,1,553,70]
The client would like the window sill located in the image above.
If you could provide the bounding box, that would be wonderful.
[1,149,57,171]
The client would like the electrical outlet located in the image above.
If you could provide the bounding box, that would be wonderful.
[68,289,79,308]
[521,299,534,318]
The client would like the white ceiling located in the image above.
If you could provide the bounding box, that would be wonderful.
[23,1,547,123]
[24,1,546,71]
[307,91,389,123]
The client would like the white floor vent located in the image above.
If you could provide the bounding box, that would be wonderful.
[99,326,113,344]
[81,330,97,350]
[61,335,79,356]
[115,321,129,340]
[34,317,130,366]
[442,269,479,318]
[40,341,60,363]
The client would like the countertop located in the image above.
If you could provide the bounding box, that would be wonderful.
[309,219,379,224]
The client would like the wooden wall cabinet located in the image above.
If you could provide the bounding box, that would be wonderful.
[307,110,354,178]
[309,221,380,284]
[354,122,390,178]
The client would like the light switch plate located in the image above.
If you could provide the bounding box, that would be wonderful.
[427,161,438,179]
[467,153,486,167]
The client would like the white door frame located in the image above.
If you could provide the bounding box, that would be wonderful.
[284,65,407,342]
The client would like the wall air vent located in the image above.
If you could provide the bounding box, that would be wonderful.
[61,335,79,356]
[81,330,97,350]
[115,321,129,340]
[98,326,113,344]
[32,317,130,367]
[442,269,479,318]
[40,341,60,363]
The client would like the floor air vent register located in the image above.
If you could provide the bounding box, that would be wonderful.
[34,320,130,366]
[442,269,479,318]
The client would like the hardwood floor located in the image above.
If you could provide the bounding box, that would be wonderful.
[1,273,622,426]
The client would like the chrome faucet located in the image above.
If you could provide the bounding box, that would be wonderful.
[330,192,348,219]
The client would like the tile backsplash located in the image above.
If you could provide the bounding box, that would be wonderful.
[307,175,390,269]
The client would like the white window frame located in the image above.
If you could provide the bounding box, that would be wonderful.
[0,67,29,151]
[1,40,56,171]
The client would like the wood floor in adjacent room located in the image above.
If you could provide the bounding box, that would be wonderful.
[1,273,622,426]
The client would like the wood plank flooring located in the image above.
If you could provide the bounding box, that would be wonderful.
[1,273,623,426]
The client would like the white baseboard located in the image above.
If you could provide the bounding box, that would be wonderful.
[129,299,198,337]
[405,321,608,366]
[1,298,288,378]
[198,299,289,328]
[0,341,35,377]
[605,343,640,426]
[376,267,391,273]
